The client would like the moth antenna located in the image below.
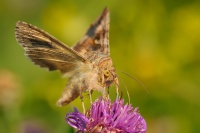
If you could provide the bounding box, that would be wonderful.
[80,94,86,114]
[117,75,130,104]
[118,70,149,98]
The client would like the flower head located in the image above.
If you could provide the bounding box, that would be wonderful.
[65,108,88,133]
[66,98,146,133]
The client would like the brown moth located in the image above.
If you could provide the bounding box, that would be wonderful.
[15,7,118,106]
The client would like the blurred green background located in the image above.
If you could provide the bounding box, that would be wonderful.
[1,0,200,133]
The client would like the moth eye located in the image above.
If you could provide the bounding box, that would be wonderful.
[104,70,110,77]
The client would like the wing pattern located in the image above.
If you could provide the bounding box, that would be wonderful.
[15,21,88,73]
[73,7,110,56]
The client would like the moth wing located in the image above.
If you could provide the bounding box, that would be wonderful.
[73,7,110,56]
[15,21,89,74]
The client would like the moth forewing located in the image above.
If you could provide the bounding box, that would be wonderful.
[73,7,110,56]
[15,21,89,73]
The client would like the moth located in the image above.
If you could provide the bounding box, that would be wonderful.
[15,7,119,106]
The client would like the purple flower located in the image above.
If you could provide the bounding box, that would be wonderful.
[65,108,88,133]
[66,98,147,133]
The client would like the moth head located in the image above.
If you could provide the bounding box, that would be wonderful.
[99,59,118,87]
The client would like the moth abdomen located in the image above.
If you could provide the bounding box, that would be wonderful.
[56,82,81,106]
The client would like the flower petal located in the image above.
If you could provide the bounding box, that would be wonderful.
[65,108,88,132]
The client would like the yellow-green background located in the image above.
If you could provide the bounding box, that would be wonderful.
[1,0,200,133]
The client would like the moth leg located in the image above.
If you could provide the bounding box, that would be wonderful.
[115,84,119,99]
[80,94,86,114]
[117,86,123,99]
[119,88,123,99]
[115,78,122,100]
[107,87,110,99]
[89,90,93,105]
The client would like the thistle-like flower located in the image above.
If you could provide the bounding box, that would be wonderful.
[66,98,146,133]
